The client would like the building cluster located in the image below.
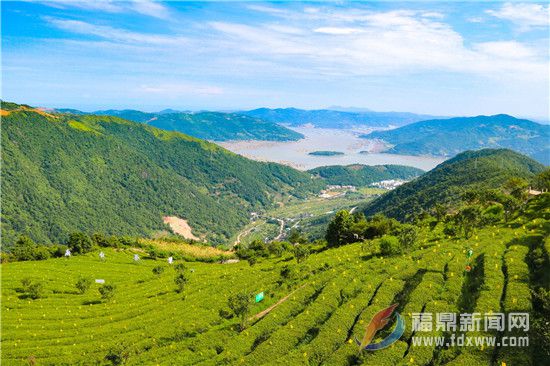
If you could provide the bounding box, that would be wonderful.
[371,179,406,190]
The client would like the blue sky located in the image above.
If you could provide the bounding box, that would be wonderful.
[2,1,549,119]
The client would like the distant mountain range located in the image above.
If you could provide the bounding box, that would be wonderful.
[242,108,437,128]
[362,149,546,220]
[57,109,304,142]
[362,114,549,165]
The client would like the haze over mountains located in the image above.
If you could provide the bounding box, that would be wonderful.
[242,108,437,129]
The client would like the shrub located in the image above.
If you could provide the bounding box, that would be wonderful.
[75,277,93,294]
[247,256,257,266]
[174,273,188,293]
[99,284,116,301]
[104,343,131,365]
[67,232,93,254]
[21,277,33,291]
[28,282,44,299]
[482,203,504,224]
[218,308,233,319]
[293,245,310,263]
[443,223,458,237]
[398,224,418,251]
[152,266,165,276]
[173,263,186,272]
[379,235,401,256]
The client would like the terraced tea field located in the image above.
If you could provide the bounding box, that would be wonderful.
[2,210,548,365]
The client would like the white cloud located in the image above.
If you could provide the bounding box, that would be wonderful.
[486,3,550,30]
[39,0,171,19]
[46,18,185,45]
[313,27,361,35]
[131,1,170,20]
[40,0,123,13]
[474,41,538,59]
[206,9,547,82]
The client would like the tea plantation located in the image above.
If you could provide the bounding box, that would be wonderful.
[2,195,548,365]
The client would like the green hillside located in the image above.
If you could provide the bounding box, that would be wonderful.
[362,149,546,221]
[361,115,550,165]
[2,191,548,365]
[1,102,321,246]
[309,164,424,187]
[90,109,304,141]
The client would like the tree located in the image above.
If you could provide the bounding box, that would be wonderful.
[67,232,93,254]
[379,235,401,256]
[99,284,116,301]
[288,229,307,245]
[75,277,93,294]
[503,177,528,200]
[398,224,418,251]
[325,210,354,247]
[174,273,188,293]
[532,169,550,191]
[456,205,482,238]
[432,203,447,222]
[267,241,284,257]
[228,291,253,331]
[363,214,399,240]
[13,236,36,261]
[293,244,310,264]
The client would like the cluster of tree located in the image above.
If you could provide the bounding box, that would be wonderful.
[308,164,423,187]
[325,210,419,255]
[235,230,312,265]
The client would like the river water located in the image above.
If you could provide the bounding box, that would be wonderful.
[218,126,446,171]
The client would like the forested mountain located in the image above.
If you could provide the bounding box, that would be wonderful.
[362,114,550,164]
[308,164,424,186]
[1,102,321,245]
[362,149,546,220]
[242,108,436,128]
[60,109,304,142]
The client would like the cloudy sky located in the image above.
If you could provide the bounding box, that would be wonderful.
[2,1,549,119]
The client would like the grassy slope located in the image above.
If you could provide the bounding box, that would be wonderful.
[1,104,322,245]
[2,194,548,365]
[362,149,545,221]
[362,114,550,164]
[90,110,304,142]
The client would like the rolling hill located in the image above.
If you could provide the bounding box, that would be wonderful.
[242,108,436,129]
[308,164,424,187]
[61,109,304,142]
[362,149,546,220]
[1,101,321,246]
[361,114,550,164]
